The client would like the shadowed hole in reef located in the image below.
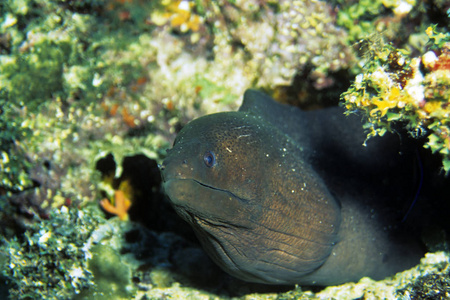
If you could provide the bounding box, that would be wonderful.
[272,65,352,110]
[94,153,298,296]
[95,153,191,234]
[273,70,450,253]
[94,130,450,297]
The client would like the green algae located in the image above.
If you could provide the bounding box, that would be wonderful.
[1,0,101,194]
[0,100,33,193]
[333,0,420,43]
[1,206,104,299]
[76,244,134,300]
[336,0,390,42]
[1,1,97,107]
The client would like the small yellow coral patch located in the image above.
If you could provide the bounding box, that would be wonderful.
[371,87,401,117]
[152,0,203,33]
[100,190,131,221]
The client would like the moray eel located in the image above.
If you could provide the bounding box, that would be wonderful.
[160,89,423,286]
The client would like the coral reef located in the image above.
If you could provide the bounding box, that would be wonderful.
[0,0,357,225]
[100,190,131,221]
[398,272,450,300]
[229,0,355,90]
[334,0,449,49]
[0,0,449,299]
[1,206,104,299]
[335,0,416,43]
[151,0,203,33]
[2,202,450,299]
[317,252,450,300]
[341,26,450,173]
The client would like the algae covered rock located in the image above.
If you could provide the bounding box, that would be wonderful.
[1,206,102,299]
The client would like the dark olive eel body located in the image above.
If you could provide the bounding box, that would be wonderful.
[161,90,423,285]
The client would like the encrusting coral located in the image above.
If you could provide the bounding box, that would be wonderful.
[1,206,103,299]
[151,0,203,33]
[100,190,131,221]
[341,25,450,173]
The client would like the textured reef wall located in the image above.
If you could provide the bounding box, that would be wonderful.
[1,0,449,299]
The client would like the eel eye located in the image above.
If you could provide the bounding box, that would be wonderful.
[203,151,216,168]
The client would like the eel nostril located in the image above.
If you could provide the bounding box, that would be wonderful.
[159,164,165,171]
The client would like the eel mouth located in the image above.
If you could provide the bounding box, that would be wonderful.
[191,179,250,203]
[167,178,250,205]
[162,176,251,209]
